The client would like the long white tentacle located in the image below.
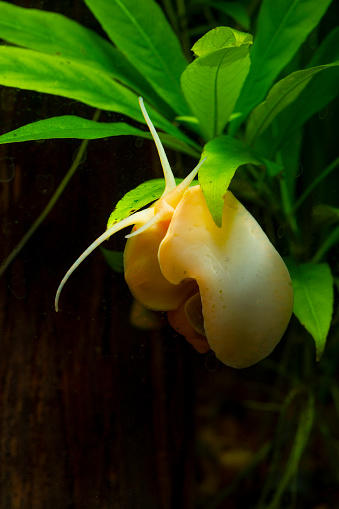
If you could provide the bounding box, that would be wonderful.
[55,207,153,311]
[138,97,176,196]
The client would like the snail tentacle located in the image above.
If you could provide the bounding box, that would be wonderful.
[55,207,153,311]
[138,97,176,196]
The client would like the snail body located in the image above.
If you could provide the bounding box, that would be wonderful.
[55,98,293,368]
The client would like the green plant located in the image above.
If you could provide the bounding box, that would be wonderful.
[0,0,338,506]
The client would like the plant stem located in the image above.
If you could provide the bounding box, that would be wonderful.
[311,224,339,264]
[176,0,191,61]
[205,441,272,509]
[161,0,179,35]
[279,177,299,237]
[276,149,299,242]
[0,109,101,276]
[293,155,339,213]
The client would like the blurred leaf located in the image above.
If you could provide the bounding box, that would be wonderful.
[100,248,124,273]
[83,0,189,116]
[279,133,303,201]
[286,260,334,360]
[106,178,198,229]
[313,204,339,223]
[200,136,261,227]
[181,27,252,140]
[258,157,284,177]
[266,67,339,154]
[229,0,333,134]
[266,391,315,509]
[312,225,339,265]
[209,1,250,30]
[0,115,200,157]
[245,63,339,146]
[294,156,339,213]
[129,299,162,330]
[260,27,339,154]
[308,26,339,67]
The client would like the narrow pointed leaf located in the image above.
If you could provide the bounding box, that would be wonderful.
[0,116,200,158]
[0,46,193,143]
[308,27,339,68]
[200,136,261,227]
[263,27,339,152]
[269,67,339,153]
[101,248,124,273]
[0,46,139,119]
[181,27,252,140]
[210,1,250,30]
[0,117,150,143]
[83,0,189,115]
[266,392,314,509]
[229,0,333,134]
[286,260,334,361]
[245,63,339,146]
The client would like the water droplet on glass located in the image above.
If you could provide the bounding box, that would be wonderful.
[318,107,328,120]
[277,225,285,239]
[294,163,303,178]
[0,157,15,182]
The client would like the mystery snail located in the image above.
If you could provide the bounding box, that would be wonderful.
[55,97,293,368]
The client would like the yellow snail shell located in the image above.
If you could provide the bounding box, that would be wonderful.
[55,97,293,369]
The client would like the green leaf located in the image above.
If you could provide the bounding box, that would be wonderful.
[308,26,339,68]
[265,391,314,509]
[181,27,252,140]
[0,115,200,157]
[229,0,333,134]
[258,157,284,178]
[286,260,334,361]
[100,248,124,273]
[0,116,150,143]
[0,46,135,118]
[312,225,339,265]
[0,0,167,112]
[107,179,165,229]
[0,1,129,76]
[267,67,339,154]
[106,177,198,229]
[261,26,339,153]
[209,1,250,30]
[200,135,261,227]
[0,46,193,144]
[245,63,339,146]
[83,0,189,116]
[0,0,185,133]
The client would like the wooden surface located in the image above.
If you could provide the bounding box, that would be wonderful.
[0,1,197,506]
[0,82,198,507]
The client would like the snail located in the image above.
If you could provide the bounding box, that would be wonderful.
[55,97,293,368]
